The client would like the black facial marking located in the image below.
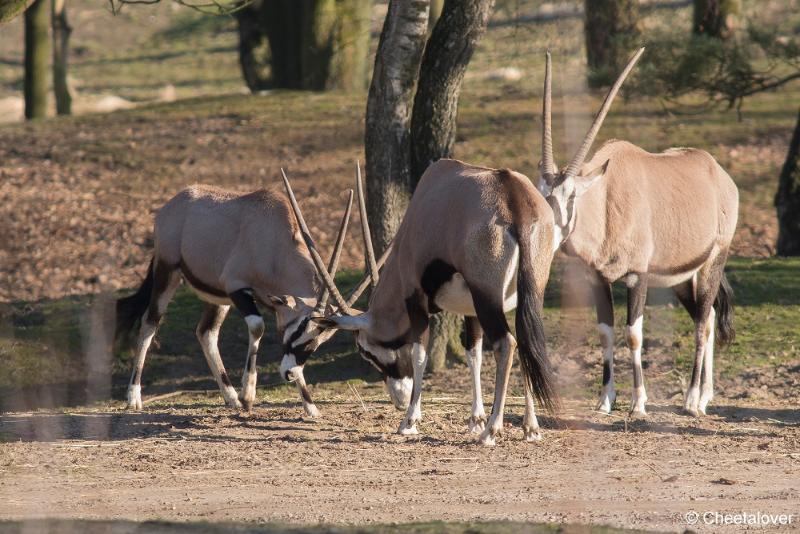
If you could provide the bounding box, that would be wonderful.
[283,317,315,365]
[358,347,412,380]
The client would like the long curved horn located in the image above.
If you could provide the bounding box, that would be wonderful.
[315,189,353,313]
[563,47,645,178]
[541,50,556,180]
[345,241,393,308]
[356,161,379,288]
[281,168,351,314]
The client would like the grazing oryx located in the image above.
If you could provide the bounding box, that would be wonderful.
[282,163,559,446]
[116,183,359,416]
[537,48,738,417]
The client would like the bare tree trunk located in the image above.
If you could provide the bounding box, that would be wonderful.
[238,0,370,92]
[235,0,271,92]
[24,0,48,119]
[1,0,33,24]
[693,0,739,39]
[365,0,430,254]
[51,0,71,115]
[583,0,641,89]
[776,108,800,256]
[410,0,494,372]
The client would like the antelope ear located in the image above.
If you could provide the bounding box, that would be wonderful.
[574,159,608,196]
[311,313,370,331]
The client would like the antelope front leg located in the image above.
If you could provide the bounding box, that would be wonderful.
[229,289,264,411]
[196,303,241,409]
[592,280,616,413]
[626,276,648,416]
[465,317,486,433]
[293,369,321,418]
[398,343,428,436]
[479,333,516,446]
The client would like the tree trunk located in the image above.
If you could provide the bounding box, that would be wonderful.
[0,0,33,24]
[409,0,495,372]
[235,0,271,92]
[776,108,800,256]
[24,0,48,120]
[693,0,739,40]
[364,0,430,254]
[583,0,641,89]
[428,0,443,32]
[51,0,71,115]
[239,0,370,92]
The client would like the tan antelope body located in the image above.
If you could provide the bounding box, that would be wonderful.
[538,50,738,417]
[116,184,354,415]
[283,162,559,446]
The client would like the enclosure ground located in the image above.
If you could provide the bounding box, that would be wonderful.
[1,378,798,533]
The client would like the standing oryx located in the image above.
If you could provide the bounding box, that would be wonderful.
[282,162,559,446]
[115,182,361,416]
[537,48,738,417]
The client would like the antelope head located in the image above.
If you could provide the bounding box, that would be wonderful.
[274,187,355,384]
[538,47,644,249]
[281,164,411,410]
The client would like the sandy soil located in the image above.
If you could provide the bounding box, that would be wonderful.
[1,359,798,533]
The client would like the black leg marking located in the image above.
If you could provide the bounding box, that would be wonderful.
[404,290,431,340]
[467,286,509,345]
[465,316,483,352]
[229,288,261,318]
[220,371,232,387]
[592,276,614,388]
[673,280,698,321]
[626,274,648,390]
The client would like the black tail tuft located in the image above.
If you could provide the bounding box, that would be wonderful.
[515,230,560,413]
[115,258,154,348]
[714,272,735,347]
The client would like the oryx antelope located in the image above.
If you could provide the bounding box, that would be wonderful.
[115,183,361,415]
[282,163,559,446]
[537,48,738,417]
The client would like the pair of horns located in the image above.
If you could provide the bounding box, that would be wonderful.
[542,47,645,180]
[281,163,385,316]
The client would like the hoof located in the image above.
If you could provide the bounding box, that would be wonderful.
[468,415,486,434]
[523,426,542,442]
[629,407,648,418]
[478,428,498,447]
[684,388,700,417]
[596,391,616,414]
[226,397,244,410]
[698,393,713,415]
[239,396,253,412]
[304,403,321,418]
[398,419,419,436]
[126,386,143,410]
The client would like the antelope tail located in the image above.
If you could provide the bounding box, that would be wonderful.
[115,258,154,347]
[515,225,560,413]
[714,272,735,347]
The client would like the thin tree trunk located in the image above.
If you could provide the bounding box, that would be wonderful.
[583,0,641,89]
[325,0,371,91]
[776,108,800,256]
[24,0,48,120]
[365,0,430,254]
[693,0,739,40]
[410,0,495,372]
[51,0,71,115]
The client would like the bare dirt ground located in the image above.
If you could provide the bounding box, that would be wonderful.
[1,354,798,533]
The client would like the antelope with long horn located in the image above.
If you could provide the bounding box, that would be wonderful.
[115,182,355,416]
[537,48,738,417]
[282,162,559,446]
